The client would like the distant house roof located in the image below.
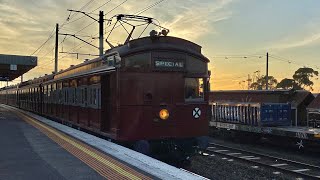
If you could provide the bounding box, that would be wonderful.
[209,90,314,108]
[307,94,320,111]
[288,90,315,108]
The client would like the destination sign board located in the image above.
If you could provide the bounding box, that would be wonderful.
[154,59,185,71]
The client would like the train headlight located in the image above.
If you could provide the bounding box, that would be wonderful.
[159,109,169,120]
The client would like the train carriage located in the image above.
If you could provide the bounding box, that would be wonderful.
[0,35,210,161]
[111,36,210,142]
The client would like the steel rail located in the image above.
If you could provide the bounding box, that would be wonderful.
[205,142,320,179]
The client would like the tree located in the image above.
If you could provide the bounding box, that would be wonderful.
[250,75,278,90]
[293,67,318,91]
[276,78,302,90]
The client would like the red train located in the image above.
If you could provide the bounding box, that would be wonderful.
[0,35,210,162]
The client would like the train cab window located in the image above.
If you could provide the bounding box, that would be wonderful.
[124,53,150,68]
[185,78,204,101]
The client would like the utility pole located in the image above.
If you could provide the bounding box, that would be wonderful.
[99,11,104,57]
[54,23,59,74]
[65,9,105,57]
[266,52,269,90]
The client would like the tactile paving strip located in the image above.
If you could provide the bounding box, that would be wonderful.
[16,111,152,180]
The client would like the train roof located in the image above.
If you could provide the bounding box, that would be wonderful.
[53,36,210,80]
[5,36,209,88]
[105,36,210,62]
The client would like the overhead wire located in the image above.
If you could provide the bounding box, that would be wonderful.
[37,9,99,65]
[29,0,99,70]
[29,27,55,56]
[60,0,132,56]
[134,0,165,15]
[63,0,112,26]
[54,0,119,59]
[269,54,319,70]
[64,0,96,26]
[31,0,166,74]
[103,0,167,40]
[18,0,99,83]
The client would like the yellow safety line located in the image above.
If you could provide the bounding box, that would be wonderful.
[19,113,142,180]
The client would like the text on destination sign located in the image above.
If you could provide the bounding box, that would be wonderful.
[154,60,184,68]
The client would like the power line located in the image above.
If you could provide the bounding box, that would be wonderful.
[37,0,165,71]
[16,0,99,83]
[30,35,96,71]
[57,0,124,57]
[29,0,98,62]
[63,0,113,26]
[135,0,165,15]
[65,0,96,25]
[38,38,97,71]
[102,0,167,42]
[105,0,128,15]
[38,22,97,61]
[58,0,131,57]
[29,27,55,56]
[269,54,320,70]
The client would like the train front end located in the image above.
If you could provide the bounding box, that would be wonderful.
[109,36,210,163]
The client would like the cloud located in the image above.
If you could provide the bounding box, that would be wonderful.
[270,32,320,51]
[0,0,235,85]
[157,0,233,41]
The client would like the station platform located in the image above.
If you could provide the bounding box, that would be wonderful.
[0,104,206,180]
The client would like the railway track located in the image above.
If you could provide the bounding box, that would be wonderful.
[203,143,320,179]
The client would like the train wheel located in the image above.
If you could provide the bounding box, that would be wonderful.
[133,140,150,155]
[196,136,209,150]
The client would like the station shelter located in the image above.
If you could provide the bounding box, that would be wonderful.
[0,54,37,84]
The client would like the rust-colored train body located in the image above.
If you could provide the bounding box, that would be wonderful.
[0,36,210,158]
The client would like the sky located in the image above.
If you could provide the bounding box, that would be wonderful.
[0,0,320,92]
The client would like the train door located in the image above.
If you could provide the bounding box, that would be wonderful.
[101,74,111,132]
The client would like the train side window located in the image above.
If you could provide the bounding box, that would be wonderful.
[73,88,76,105]
[61,88,64,105]
[88,88,92,106]
[81,88,85,106]
[64,88,68,105]
[93,88,97,105]
[83,87,87,106]
[185,78,204,101]
[88,86,99,109]
[44,85,47,103]
[97,87,101,109]
[124,53,150,69]
[52,83,56,104]
[76,88,80,105]
[68,88,73,105]
[68,88,72,105]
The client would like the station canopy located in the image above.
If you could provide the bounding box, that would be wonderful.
[0,54,37,81]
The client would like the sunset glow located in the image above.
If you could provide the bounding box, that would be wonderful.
[1,0,319,92]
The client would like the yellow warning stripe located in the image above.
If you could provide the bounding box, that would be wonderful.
[18,112,145,180]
